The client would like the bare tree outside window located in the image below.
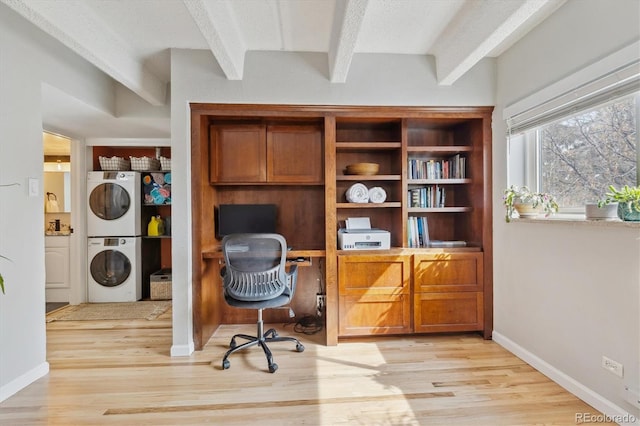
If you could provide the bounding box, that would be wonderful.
[539,94,638,208]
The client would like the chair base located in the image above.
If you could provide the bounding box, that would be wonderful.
[221,309,304,373]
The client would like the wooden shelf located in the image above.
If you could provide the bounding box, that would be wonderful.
[407,178,471,185]
[338,174,401,181]
[336,142,401,150]
[337,202,402,208]
[407,145,473,153]
[407,207,472,213]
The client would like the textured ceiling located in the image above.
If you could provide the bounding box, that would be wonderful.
[3,0,567,138]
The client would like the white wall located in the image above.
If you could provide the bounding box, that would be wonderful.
[0,4,116,401]
[494,0,640,421]
[169,49,496,354]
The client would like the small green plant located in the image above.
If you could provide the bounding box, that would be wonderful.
[0,254,8,294]
[598,185,640,213]
[503,185,559,223]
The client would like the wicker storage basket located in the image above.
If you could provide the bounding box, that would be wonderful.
[150,269,172,300]
[99,156,130,171]
[159,156,171,171]
[130,156,160,171]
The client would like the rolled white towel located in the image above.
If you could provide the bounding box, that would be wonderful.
[368,187,387,203]
[346,183,369,203]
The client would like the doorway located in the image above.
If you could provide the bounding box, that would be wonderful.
[43,132,71,310]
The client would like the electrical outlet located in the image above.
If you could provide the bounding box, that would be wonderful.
[316,294,326,316]
[601,356,624,378]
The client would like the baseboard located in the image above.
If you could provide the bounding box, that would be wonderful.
[0,362,49,403]
[493,331,639,426]
[170,342,194,357]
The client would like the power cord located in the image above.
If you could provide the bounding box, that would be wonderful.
[293,314,324,335]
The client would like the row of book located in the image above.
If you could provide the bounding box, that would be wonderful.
[408,185,445,208]
[407,216,430,248]
[407,216,467,248]
[408,154,466,180]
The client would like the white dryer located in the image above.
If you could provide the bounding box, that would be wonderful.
[88,237,141,302]
[87,171,141,237]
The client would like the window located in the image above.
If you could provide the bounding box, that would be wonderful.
[535,93,638,209]
[507,64,640,212]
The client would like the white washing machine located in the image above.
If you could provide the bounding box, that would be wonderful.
[88,237,141,302]
[87,171,141,237]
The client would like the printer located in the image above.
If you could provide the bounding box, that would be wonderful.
[338,217,390,250]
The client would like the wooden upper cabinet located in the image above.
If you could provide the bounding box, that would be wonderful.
[210,124,266,183]
[267,125,323,183]
[210,123,323,184]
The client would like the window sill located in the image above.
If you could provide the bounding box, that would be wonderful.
[509,215,640,228]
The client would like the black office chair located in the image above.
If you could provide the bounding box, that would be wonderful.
[220,233,304,373]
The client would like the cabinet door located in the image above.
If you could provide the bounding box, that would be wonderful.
[267,125,323,183]
[339,294,411,336]
[45,247,70,289]
[338,254,411,336]
[413,252,483,333]
[414,292,483,332]
[210,124,266,183]
[413,253,483,293]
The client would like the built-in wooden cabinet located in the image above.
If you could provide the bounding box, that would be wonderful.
[191,104,493,349]
[413,253,483,333]
[338,254,411,336]
[210,123,323,184]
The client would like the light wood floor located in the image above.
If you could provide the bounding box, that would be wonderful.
[0,308,612,425]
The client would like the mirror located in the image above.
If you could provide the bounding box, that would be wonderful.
[43,132,71,213]
[43,170,71,212]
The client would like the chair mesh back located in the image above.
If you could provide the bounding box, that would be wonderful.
[222,234,289,301]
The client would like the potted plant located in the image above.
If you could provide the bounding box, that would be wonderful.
[585,201,618,221]
[503,185,559,223]
[598,185,640,221]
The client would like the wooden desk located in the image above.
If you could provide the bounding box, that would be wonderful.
[202,248,327,337]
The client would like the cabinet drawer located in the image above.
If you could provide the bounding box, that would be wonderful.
[339,294,412,336]
[414,292,483,333]
[413,253,483,292]
[338,255,410,296]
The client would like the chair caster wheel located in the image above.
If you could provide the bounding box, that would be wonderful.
[222,359,230,370]
[268,363,278,373]
[229,338,236,349]
[296,343,305,352]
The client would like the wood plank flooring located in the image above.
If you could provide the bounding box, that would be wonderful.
[0,308,612,425]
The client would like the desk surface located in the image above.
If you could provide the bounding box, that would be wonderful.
[202,247,326,260]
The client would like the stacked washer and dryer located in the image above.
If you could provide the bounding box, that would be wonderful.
[87,171,142,302]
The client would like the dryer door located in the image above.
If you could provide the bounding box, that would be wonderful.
[88,182,131,221]
[89,249,132,287]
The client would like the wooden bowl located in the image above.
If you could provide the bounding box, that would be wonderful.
[345,163,379,175]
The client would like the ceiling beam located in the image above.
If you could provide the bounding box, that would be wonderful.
[431,0,564,86]
[328,0,369,83]
[1,0,167,106]
[183,0,246,80]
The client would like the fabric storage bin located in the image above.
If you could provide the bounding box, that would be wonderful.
[150,269,172,300]
[130,156,161,171]
[99,156,130,171]
[160,156,171,170]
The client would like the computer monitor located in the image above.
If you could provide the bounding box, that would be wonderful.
[216,204,277,239]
